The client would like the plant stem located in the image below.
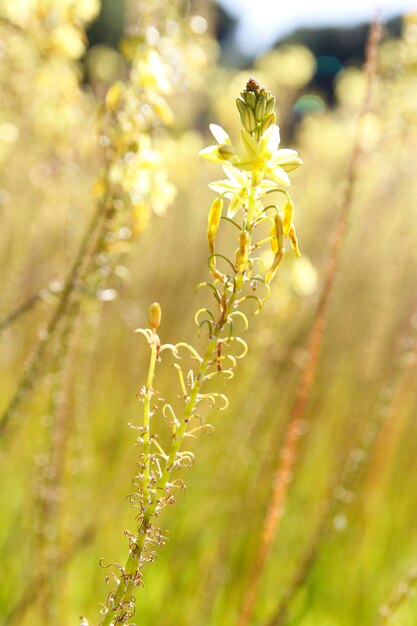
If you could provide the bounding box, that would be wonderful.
[102,181,257,624]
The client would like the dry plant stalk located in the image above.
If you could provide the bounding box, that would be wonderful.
[0,24,177,440]
[95,78,303,626]
[237,19,382,626]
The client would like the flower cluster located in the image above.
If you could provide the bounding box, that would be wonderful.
[200,77,302,283]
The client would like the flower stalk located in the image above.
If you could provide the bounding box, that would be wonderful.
[99,77,303,625]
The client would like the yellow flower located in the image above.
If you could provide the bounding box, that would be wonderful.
[199,123,302,188]
[209,164,277,217]
[198,124,237,164]
[237,124,302,186]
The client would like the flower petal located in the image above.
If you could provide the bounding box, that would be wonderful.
[209,180,239,195]
[222,163,246,186]
[267,165,290,186]
[210,124,231,145]
[199,145,224,162]
[227,195,244,217]
[262,124,280,152]
[240,130,259,157]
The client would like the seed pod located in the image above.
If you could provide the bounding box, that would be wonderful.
[283,199,294,237]
[255,95,267,122]
[289,224,301,257]
[207,197,223,253]
[149,302,162,332]
[243,107,256,133]
[235,230,250,272]
[261,112,276,134]
[265,95,276,116]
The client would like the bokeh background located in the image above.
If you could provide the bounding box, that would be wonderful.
[1,1,417,625]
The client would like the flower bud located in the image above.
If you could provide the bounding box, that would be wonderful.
[234,230,250,272]
[266,249,285,284]
[289,224,301,257]
[149,302,161,332]
[236,98,246,119]
[265,96,276,116]
[261,112,276,134]
[207,197,223,253]
[255,95,267,122]
[283,200,294,237]
[243,107,256,133]
[270,212,284,253]
[245,91,257,110]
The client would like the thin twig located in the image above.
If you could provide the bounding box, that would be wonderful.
[236,18,383,626]
[0,283,63,332]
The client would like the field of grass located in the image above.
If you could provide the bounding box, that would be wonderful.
[0,3,417,626]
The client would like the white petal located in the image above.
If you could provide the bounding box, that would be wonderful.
[270,149,299,165]
[227,195,244,217]
[268,165,290,187]
[210,124,231,145]
[199,145,223,162]
[209,180,239,195]
[263,124,280,152]
[222,163,246,185]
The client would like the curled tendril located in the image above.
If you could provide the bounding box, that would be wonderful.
[175,342,203,363]
[186,423,215,437]
[221,215,241,229]
[175,451,195,468]
[196,392,229,410]
[150,438,168,459]
[214,353,237,369]
[195,281,221,303]
[236,294,263,316]
[173,364,188,397]
[198,319,214,336]
[249,276,271,303]
[254,215,275,228]
[223,335,248,359]
[159,343,180,358]
[195,307,215,325]
[162,403,180,434]
[227,310,249,332]
[205,369,234,381]
[134,328,155,345]
[223,318,234,341]
[265,188,292,201]
[194,308,215,336]
[187,369,195,387]
[208,253,236,274]
[141,551,157,563]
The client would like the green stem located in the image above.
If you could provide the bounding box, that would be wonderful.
[102,181,256,625]
[142,338,158,521]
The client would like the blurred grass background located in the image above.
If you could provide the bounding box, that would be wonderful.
[0,1,417,625]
